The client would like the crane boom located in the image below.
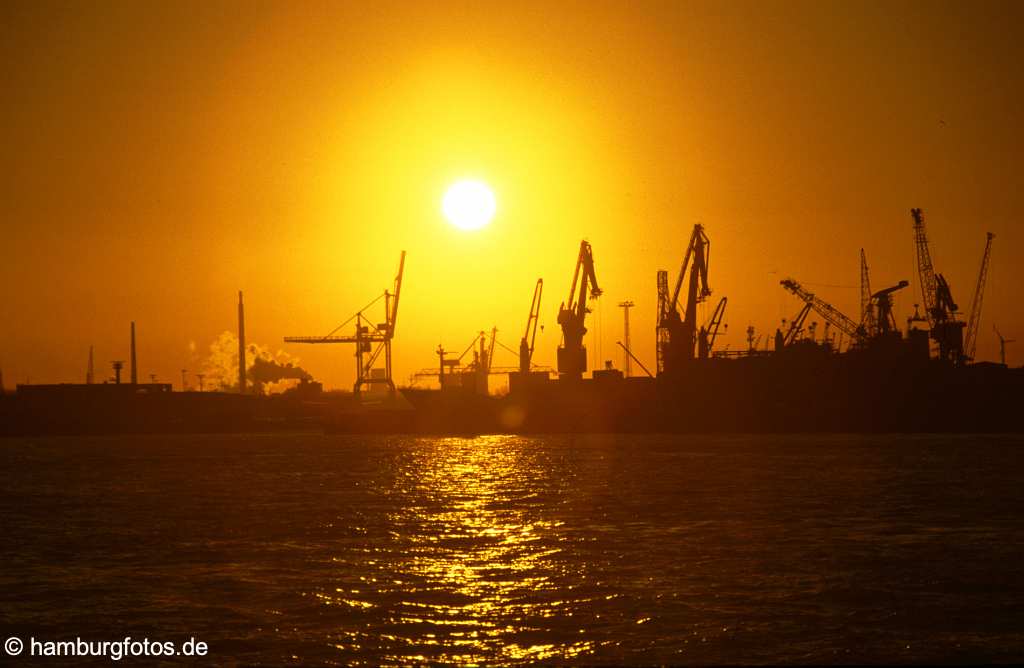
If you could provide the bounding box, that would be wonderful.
[388,250,406,336]
[860,248,876,336]
[912,208,939,327]
[965,232,995,361]
[783,303,813,346]
[698,296,727,358]
[519,278,543,373]
[780,278,865,346]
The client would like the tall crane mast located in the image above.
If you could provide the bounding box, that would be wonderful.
[780,278,865,348]
[285,251,406,395]
[484,327,497,374]
[519,279,543,373]
[964,232,994,361]
[657,224,711,375]
[912,208,939,324]
[911,208,964,364]
[860,249,876,337]
[656,270,670,374]
[557,240,602,380]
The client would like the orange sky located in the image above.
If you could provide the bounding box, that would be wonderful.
[2,0,1022,389]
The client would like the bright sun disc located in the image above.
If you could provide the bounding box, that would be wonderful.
[443,180,496,230]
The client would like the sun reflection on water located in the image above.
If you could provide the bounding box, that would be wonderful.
[316,435,606,664]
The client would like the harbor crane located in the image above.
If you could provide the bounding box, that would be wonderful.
[778,302,813,349]
[911,208,964,364]
[519,279,543,373]
[698,296,727,359]
[780,278,866,349]
[964,232,995,361]
[860,249,877,337]
[657,224,711,374]
[557,240,602,380]
[285,251,406,395]
[419,327,549,395]
[871,281,910,337]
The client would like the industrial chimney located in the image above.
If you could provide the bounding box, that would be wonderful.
[130,321,138,385]
[238,291,247,394]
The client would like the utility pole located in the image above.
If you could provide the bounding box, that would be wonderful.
[618,300,635,377]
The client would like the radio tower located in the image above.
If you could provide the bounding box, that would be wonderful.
[618,300,635,377]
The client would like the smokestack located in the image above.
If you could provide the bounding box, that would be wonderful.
[130,322,138,385]
[87,345,95,384]
[238,291,247,394]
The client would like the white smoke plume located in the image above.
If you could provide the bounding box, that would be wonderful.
[200,331,313,394]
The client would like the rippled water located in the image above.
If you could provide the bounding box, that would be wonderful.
[2,434,1023,664]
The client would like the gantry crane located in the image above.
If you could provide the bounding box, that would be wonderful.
[964,232,995,361]
[697,297,727,359]
[780,278,866,349]
[860,249,877,337]
[285,251,406,395]
[911,208,964,364]
[657,224,712,375]
[519,279,543,373]
[557,240,602,380]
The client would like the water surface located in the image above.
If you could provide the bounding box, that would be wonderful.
[2,434,1023,664]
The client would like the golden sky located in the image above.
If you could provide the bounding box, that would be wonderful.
[2,0,1021,389]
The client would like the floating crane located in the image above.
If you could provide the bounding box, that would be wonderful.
[860,249,876,337]
[964,232,995,361]
[557,241,602,380]
[911,208,964,364]
[657,224,711,374]
[285,251,406,395]
[871,281,910,337]
[780,278,865,349]
[519,279,543,373]
[697,297,727,359]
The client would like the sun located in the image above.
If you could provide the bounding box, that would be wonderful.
[442,180,496,231]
